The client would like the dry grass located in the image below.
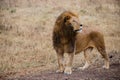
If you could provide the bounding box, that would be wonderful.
[0,0,120,78]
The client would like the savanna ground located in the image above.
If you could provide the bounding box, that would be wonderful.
[0,0,120,80]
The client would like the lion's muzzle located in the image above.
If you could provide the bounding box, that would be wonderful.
[74,24,83,32]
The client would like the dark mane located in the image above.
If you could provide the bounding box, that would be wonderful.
[52,11,77,53]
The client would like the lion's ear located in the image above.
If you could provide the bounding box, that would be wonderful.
[64,16,71,22]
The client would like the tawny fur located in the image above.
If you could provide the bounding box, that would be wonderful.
[52,11,109,74]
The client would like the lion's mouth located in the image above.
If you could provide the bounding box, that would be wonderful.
[74,24,82,32]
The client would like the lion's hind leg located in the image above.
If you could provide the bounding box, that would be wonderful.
[97,47,109,69]
[78,48,93,70]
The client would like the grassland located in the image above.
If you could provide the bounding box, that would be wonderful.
[0,0,120,78]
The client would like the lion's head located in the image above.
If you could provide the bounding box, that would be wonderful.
[55,11,82,32]
[53,11,82,52]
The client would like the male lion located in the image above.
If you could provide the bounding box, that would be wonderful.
[52,11,109,74]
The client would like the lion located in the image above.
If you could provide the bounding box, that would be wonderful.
[52,11,109,74]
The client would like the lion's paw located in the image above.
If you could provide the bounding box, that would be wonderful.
[102,65,109,69]
[78,67,85,70]
[64,67,72,74]
[56,69,64,73]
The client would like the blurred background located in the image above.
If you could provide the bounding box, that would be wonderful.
[0,0,120,78]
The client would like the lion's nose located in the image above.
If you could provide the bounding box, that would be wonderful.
[80,24,82,26]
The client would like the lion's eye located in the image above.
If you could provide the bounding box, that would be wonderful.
[73,20,77,24]
[73,20,76,22]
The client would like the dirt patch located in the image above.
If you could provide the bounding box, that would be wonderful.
[4,51,120,80]
[6,63,120,80]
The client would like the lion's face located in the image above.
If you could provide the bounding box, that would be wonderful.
[64,15,81,31]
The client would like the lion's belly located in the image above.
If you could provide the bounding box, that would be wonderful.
[75,33,92,54]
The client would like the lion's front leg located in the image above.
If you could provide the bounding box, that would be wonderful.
[56,51,64,73]
[64,53,74,74]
